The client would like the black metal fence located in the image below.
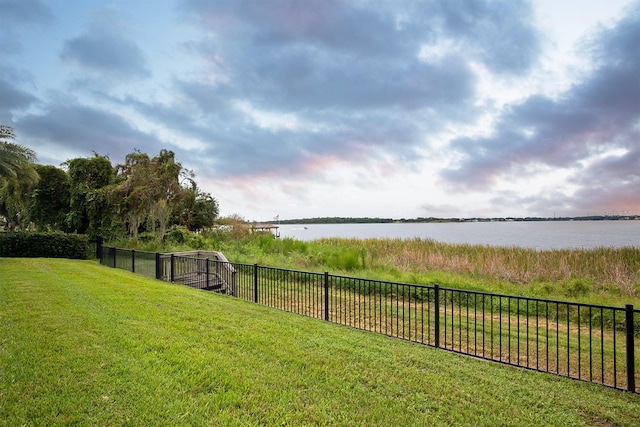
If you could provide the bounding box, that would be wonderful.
[98,243,639,393]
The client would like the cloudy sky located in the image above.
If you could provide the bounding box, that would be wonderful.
[1,0,638,220]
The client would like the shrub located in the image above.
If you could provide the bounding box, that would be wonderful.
[164,226,189,244]
[323,247,362,271]
[0,232,89,259]
[562,278,592,297]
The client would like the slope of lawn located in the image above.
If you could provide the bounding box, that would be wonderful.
[1,258,638,426]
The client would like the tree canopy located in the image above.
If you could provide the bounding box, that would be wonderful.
[0,125,38,182]
[0,126,39,230]
[0,126,219,237]
[29,165,70,231]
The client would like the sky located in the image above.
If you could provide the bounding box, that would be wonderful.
[1,0,638,221]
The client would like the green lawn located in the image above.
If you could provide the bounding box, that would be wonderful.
[1,258,638,426]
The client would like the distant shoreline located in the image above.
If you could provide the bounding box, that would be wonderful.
[261,215,640,225]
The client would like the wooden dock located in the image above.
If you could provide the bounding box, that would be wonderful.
[250,223,280,238]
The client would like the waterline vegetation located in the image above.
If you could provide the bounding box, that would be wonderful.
[112,229,640,307]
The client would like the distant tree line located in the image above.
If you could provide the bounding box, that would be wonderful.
[273,215,638,225]
[275,217,395,225]
[0,125,219,239]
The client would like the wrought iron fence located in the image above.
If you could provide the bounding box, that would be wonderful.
[99,243,639,393]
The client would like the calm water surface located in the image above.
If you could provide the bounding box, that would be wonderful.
[277,221,639,250]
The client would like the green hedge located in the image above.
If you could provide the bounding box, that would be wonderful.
[0,233,89,259]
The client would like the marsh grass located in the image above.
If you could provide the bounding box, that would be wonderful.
[2,258,639,426]
[321,238,640,296]
[111,232,640,305]
[245,237,640,306]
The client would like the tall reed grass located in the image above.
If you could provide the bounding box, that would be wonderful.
[332,238,640,295]
[320,238,639,298]
[109,230,640,304]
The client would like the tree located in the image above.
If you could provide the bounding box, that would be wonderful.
[115,149,192,239]
[29,165,70,231]
[0,173,36,230]
[85,183,123,240]
[0,125,38,183]
[0,125,39,230]
[190,191,219,231]
[147,149,189,237]
[65,154,115,235]
[115,150,153,238]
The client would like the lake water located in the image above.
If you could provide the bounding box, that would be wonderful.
[277,220,640,250]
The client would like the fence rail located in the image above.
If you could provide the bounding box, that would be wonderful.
[98,243,639,393]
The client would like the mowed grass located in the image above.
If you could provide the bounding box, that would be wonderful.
[1,259,638,426]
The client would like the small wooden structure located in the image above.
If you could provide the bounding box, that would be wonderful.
[250,223,280,238]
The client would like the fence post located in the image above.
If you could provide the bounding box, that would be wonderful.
[206,258,210,289]
[170,254,175,282]
[434,284,440,348]
[254,264,259,303]
[324,272,329,321]
[232,271,237,297]
[131,250,135,273]
[112,247,117,268]
[155,253,161,280]
[626,304,636,392]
